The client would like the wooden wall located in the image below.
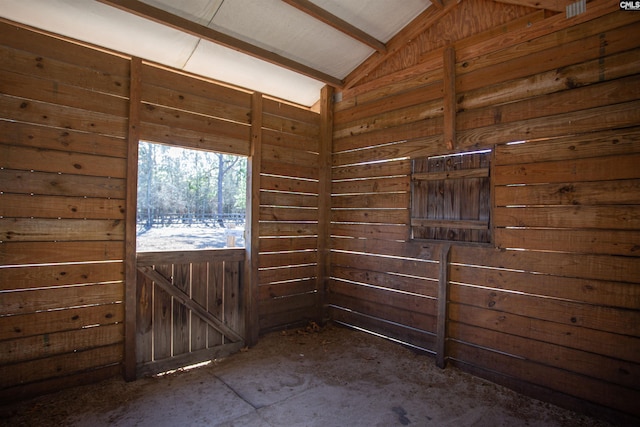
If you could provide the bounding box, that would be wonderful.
[0,20,322,399]
[330,0,640,419]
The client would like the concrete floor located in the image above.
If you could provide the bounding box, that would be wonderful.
[0,324,617,427]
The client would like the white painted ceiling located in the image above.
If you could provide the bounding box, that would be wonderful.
[0,0,432,106]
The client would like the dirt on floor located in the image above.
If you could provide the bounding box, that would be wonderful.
[0,323,622,427]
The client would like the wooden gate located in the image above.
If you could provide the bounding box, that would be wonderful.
[135,249,245,377]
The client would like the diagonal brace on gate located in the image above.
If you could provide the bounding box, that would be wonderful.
[137,265,244,344]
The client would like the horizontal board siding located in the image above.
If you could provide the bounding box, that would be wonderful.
[332,0,640,418]
[258,100,322,333]
[0,21,129,399]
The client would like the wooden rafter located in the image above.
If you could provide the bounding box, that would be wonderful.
[492,0,574,12]
[97,0,343,87]
[343,0,460,90]
[281,0,386,53]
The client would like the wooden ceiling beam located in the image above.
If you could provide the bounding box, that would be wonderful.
[281,0,387,53]
[491,0,574,12]
[97,0,343,87]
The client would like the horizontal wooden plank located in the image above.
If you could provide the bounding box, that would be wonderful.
[0,323,123,365]
[449,321,639,390]
[413,168,489,181]
[495,153,640,187]
[331,236,439,262]
[327,288,437,336]
[258,291,318,316]
[259,206,318,222]
[260,191,318,208]
[0,303,123,341]
[459,100,640,149]
[494,127,640,166]
[331,192,409,209]
[0,282,123,316]
[263,112,319,139]
[136,248,245,265]
[258,250,317,269]
[459,75,640,132]
[449,303,639,362]
[141,63,251,108]
[0,43,128,98]
[332,159,410,180]
[331,250,437,278]
[411,218,489,230]
[333,99,442,140]
[451,245,640,283]
[0,218,124,242]
[0,169,125,199]
[262,97,319,124]
[333,117,441,154]
[329,223,409,241]
[331,208,408,224]
[335,78,443,126]
[260,175,318,194]
[0,343,122,390]
[0,261,123,292]
[330,306,436,353]
[450,283,640,336]
[458,48,640,112]
[140,82,250,125]
[258,264,317,284]
[262,128,319,153]
[260,159,319,183]
[258,301,319,332]
[258,222,318,237]
[259,236,318,253]
[457,17,640,92]
[495,228,640,256]
[140,102,250,140]
[138,121,250,156]
[448,340,639,416]
[332,265,438,298]
[261,143,319,167]
[333,132,444,167]
[0,241,123,265]
[451,263,640,309]
[0,94,128,138]
[494,205,640,229]
[258,278,317,299]
[0,144,127,179]
[0,194,125,220]
[495,179,640,206]
[332,175,410,195]
[0,120,127,159]
[0,68,128,118]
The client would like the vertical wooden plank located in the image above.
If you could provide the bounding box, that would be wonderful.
[208,261,223,347]
[172,263,190,356]
[124,57,141,381]
[245,92,262,346]
[317,85,333,322]
[436,243,451,369]
[135,268,152,364]
[191,261,208,351]
[443,46,456,151]
[153,264,172,361]
[224,261,241,342]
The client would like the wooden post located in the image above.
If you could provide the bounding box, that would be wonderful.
[436,243,451,369]
[443,45,456,151]
[244,92,262,346]
[317,85,333,323]
[124,57,142,381]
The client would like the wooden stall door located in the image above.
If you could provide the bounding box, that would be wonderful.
[135,249,245,377]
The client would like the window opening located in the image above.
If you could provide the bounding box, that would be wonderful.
[411,149,491,243]
[136,141,247,252]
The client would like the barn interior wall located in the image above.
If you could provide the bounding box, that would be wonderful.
[329,0,640,419]
[0,20,322,400]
